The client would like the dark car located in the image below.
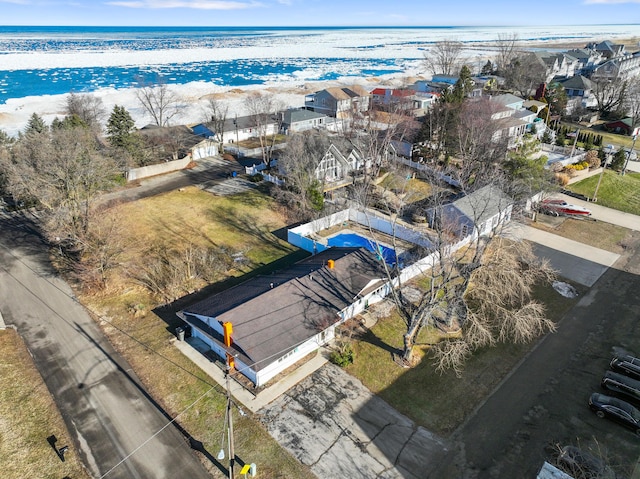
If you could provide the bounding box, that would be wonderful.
[610,353,640,380]
[557,445,617,479]
[602,371,640,405]
[589,393,640,436]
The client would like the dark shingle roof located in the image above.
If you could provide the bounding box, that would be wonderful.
[560,75,593,90]
[182,248,386,370]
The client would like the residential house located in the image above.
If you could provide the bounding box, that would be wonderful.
[488,94,541,146]
[434,185,513,238]
[314,141,369,191]
[472,75,504,92]
[590,52,640,81]
[178,247,387,387]
[370,88,437,116]
[304,85,371,119]
[532,51,580,82]
[204,114,279,145]
[559,75,597,110]
[566,48,603,75]
[138,124,204,162]
[586,40,626,60]
[280,108,330,134]
[603,118,636,136]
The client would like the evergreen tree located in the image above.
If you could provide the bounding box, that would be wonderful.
[51,114,88,130]
[451,65,474,102]
[611,148,627,171]
[106,105,142,160]
[481,60,494,75]
[24,113,47,135]
[107,105,135,147]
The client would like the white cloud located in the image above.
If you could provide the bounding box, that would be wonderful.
[0,0,30,4]
[277,0,292,5]
[105,0,261,9]
[584,0,640,4]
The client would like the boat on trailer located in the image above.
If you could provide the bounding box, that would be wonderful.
[539,199,592,217]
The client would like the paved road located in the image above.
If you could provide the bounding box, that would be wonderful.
[0,211,211,479]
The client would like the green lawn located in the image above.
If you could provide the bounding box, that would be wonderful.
[568,170,640,215]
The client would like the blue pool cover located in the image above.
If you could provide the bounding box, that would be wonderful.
[327,233,397,265]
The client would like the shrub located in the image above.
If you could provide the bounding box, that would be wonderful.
[555,172,570,186]
[585,150,600,169]
[248,173,263,183]
[329,344,355,367]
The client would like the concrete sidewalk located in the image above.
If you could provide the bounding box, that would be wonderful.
[174,337,330,413]
[506,223,621,287]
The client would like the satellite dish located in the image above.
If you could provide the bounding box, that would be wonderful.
[217,449,225,460]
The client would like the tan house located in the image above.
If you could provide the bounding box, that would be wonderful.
[305,85,371,119]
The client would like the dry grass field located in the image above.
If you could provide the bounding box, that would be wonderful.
[0,329,90,479]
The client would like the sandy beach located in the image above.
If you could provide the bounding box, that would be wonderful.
[0,33,638,138]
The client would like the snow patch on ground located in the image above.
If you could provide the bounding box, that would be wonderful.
[553,281,579,298]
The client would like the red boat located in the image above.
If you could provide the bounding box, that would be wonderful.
[540,199,592,217]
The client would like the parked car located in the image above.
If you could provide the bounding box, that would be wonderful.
[602,371,640,405]
[557,445,617,479]
[589,393,640,436]
[610,353,640,380]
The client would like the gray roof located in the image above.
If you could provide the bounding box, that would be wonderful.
[492,93,524,108]
[181,248,386,370]
[560,75,593,90]
[446,185,512,227]
[282,108,327,124]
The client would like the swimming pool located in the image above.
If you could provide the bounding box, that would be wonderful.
[327,233,397,265]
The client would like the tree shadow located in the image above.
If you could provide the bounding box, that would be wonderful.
[153,249,311,331]
[354,327,402,356]
[72,322,227,477]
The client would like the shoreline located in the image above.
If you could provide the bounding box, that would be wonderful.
[1,35,638,137]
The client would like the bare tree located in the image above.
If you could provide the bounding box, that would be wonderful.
[494,32,520,73]
[591,78,627,116]
[504,53,547,97]
[202,97,229,148]
[243,92,284,166]
[423,40,465,76]
[67,207,127,291]
[276,131,333,220]
[453,97,507,167]
[135,76,183,127]
[65,92,107,130]
[3,126,121,244]
[433,238,556,375]
[623,77,640,126]
[354,155,555,370]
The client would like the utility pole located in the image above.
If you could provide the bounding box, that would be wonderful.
[225,365,236,479]
[592,152,610,202]
[222,321,235,479]
[623,130,638,176]
[570,129,580,157]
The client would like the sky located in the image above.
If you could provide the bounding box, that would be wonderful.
[0,0,639,27]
